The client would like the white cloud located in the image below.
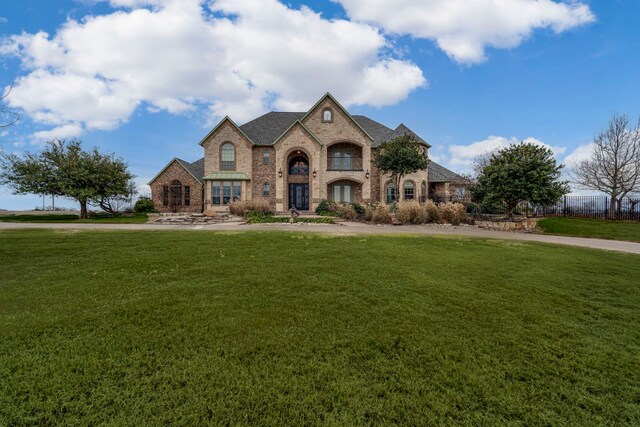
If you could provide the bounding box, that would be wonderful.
[563,142,593,168]
[0,17,8,24]
[33,124,85,140]
[1,0,425,138]
[448,135,566,171]
[335,0,595,63]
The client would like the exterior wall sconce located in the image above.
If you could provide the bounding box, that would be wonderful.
[313,169,317,178]
[365,169,370,179]
[278,168,283,178]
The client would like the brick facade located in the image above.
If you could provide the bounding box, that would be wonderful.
[150,161,203,213]
[149,93,454,214]
[251,146,276,204]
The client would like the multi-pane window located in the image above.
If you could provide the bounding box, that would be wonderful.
[331,152,352,170]
[162,185,169,206]
[263,182,270,197]
[211,181,242,205]
[212,182,221,205]
[170,180,182,206]
[404,181,415,201]
[386,182,395,204]
[332,184,352,203]
[220,143,235,170]
[184,186,190,206]
[289,157,309,175]
[262,149,270,165]
[233,182,241,201]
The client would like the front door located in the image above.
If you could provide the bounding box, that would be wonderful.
[289,184,309,210]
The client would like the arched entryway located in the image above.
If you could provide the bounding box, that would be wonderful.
[287,150,310,210]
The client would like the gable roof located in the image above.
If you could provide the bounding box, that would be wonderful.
[301,93,374,142]
[198,93,431,148]
[428,161,467,184]
[239,112,305,146]
[198,116,255,146]
[271,119,323,146]
[148,157,204,185]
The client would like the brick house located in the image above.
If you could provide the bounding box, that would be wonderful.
[149,93,466,214]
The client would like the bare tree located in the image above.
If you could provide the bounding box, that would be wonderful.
[1,84,20,131]
[571,114,640,217]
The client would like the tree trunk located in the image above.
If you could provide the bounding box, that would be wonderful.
[80,199,88,219]
[609,197,617,220]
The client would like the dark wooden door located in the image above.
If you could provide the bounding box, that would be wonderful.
[289,184,309,210]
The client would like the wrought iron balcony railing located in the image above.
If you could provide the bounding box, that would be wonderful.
[327,156,363,171]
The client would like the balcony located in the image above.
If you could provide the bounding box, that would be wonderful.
[327,155,363,171]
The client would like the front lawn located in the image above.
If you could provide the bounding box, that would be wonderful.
[0,213,148,224]
[538,217,640,242]
[1,230,639,425]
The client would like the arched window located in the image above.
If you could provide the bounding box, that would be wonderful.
[404,181,415,201]
[170,180,182,207]
[289,156,309,175]
[386,181,395,204]
[322,108,333,123]
[220,142,235,170]
[263,182,270,197]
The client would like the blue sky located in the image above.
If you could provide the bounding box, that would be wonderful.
[1,0,639,209]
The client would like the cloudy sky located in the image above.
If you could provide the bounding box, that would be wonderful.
[1,0,639,209]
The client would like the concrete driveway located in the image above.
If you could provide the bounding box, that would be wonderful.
[2,220,640,254]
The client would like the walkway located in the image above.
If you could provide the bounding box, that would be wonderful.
[1,221,639,255]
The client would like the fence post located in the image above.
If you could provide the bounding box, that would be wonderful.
[604,197,608,219]
[563,195,567,217]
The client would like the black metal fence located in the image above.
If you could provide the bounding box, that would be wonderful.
[468,195,640,221]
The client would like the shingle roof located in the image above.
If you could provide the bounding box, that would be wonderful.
[392,124,430,147]
[237,112,430,148]
[428,161,467,183]
[351,115,395,147]
[148,157,204,185]
[239,112,305,146]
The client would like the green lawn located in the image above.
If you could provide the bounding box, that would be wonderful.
[0,213,148,224]
[1,230,639,425]
[538,217,640,242]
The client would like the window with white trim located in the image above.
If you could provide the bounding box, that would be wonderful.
[404,181,415,201]
[220,143,235,171]
[211,181,242,205]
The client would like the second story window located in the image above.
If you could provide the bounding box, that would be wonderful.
[262,149,270,165]
[322,108,333,123]
[221,142,235,170]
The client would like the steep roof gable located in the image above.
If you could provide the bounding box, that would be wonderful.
[272,119,323,146]
[198,116,255,146]
[301,93,374,142]
[148,157,203,185]
[239,112,305,146]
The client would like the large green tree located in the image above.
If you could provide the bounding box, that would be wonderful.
[0,139,134,218]
[373,134,428,203]
[471,142,569,216]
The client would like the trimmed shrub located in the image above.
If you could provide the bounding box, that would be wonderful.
[315,200,331,215]
[134,197,156,214]
[438,202,467,225]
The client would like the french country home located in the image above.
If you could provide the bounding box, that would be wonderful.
[149,93,467,214]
